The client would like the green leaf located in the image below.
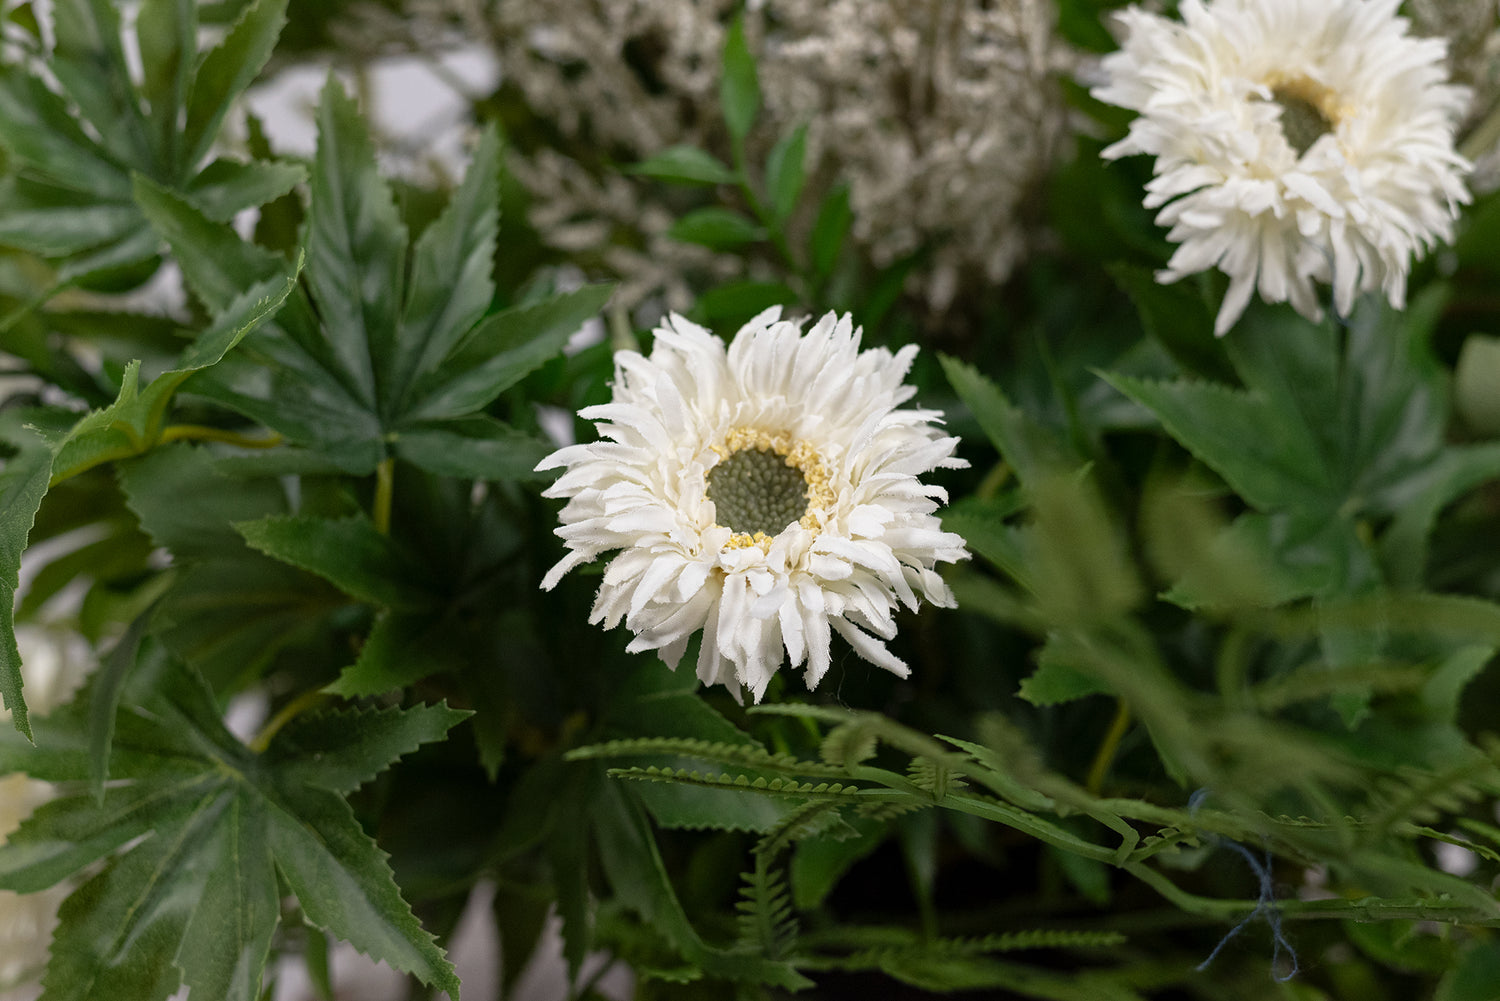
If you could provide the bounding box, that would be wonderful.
[809,183,852,278]
[182,0,290,167]
[0,429,54,738]
[1018,636,1111,706]
[235,515,428,610]
[88,610,153,800]
[269,702,471,795]
[940,355,1071,488]
[118,444,288,561]
[1109,264,1235,384]
[764,123,808,224]
[50,269,301,483]
[323,610,465,697]
[404,283,615,422]
[1435,941,1500,1001]
[668,207,765,250]
[630,145,738,186]
[305,75,408,410]
[135,0,195,165]
[720,16,760,152]
[394,127,502,408]
[393,419,554,481]
[0,656,463,1000]
[184,157,306,222]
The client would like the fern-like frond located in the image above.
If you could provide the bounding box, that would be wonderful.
[567,737,852,777]
[605,765,887,801]
[735,856,798,960]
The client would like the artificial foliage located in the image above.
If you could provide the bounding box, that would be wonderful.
[2,1,1500,1000]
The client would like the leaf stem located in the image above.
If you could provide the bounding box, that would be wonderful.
[250,689,332,753]
[158,424,284,449]
[374,457,395,535]
[1085,699,1132,796]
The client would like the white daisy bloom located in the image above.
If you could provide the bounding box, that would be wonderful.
[1093,0,1472,335]
[537,309,969,702]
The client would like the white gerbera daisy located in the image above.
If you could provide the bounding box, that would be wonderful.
[537,309,969,702]
[1094,0,1471,335]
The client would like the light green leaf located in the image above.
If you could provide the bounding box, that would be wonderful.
[1018,636,1110,706]
[0,429,54,739]
[136,0,195,165]
[939,355,1069,488]
[630,145,738,186]
[182,0,290,166]
[809,183,852,278]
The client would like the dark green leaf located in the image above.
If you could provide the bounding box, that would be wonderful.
[719,16,760,151]
[323,610,465,697]
[1109,264,1235,384]
[393,419,554,481]
[235,515,427,610]
[87,612,153,800]
[669,207,764,250]
[809,183,852,278]
[136,0,195,165]
[405,283,614,422]
[630,145,738,186]
[940,355,1070,486]
[1018,637,1111,706]
[270,702,471,795]
[305,76,407,410]
[119,444,288,561]
[394,127,502,407]
[0,657,462,1000]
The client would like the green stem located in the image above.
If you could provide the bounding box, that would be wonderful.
[249,689,331,753]
[373,457,395,535]
[1085,699,1132,796]
[158,424,283,449]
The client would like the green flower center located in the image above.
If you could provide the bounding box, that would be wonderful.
[707,446,810,538]
[1267,79,1339,158]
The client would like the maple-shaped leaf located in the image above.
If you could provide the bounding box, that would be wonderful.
[136,77,614,479]
[0,648,468,1001]
[0,269,298,737]
[0,0,300,285]
[1104,292,1500,600]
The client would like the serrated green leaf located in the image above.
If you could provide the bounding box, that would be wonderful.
[235,515,428,610]
[306,75,407,410]
[119,444,288,561]
[323,609,465,697]
[1109,264,1235,384]
[0,428,53,739]
[270,702,471,795]
[765,123,807,224]
[87,610,153,799]
[668,207,764,250]
[182,0,289,167]
[630,145,738,186]
[51,0,152,172]
[939,355,1069,487]
[405,283,614,422]
[393,419,554,481]
[1018,635,1111,706]
[395,127,502,407]
[0,657,462,1001]
[720,16,759,151]
[184,157,306,222]
[136,0,195,166]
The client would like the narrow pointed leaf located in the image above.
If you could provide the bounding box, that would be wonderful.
[185,157,306,222]
[182,0,289,166]
[0,430,54,738]
[393,419,553,481]
[306,77,407,409]
[396,126,502,402]
[235,515,429,609]
[405,283,614,422]
[270,702,472,794]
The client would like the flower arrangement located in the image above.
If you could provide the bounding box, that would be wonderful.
[1,1,1500,999]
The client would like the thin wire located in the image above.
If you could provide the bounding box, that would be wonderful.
[1189,788,1300,981]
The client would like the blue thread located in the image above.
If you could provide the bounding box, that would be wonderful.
[1189,789,1300,981]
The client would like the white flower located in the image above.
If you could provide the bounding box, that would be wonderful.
[1093,0,1471,335]
[537,309,969,702]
